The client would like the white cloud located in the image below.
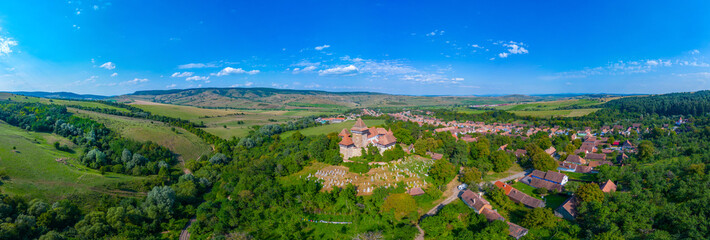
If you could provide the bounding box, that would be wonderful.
[212,67,260,76]
[121,78,148,85]
[99,62,116,70]
[0,36,18,55]
[93,5,99,10]
[186,75,209,81]
[496,41,529,59]
[318,65,358,76]
[74,76,97,85]
[646,60,659,66]
[111,73,118,77]
[314,44,330,50]
[166,84,177,88]
[692,49,700,54]
[178,63,219,69]
[675,72,710,78]
[171,72,194,78]
[231,81,255,87]
[292,65,317,74]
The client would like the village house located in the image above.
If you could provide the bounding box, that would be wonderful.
[565,154,586,165]
[338,118,397,160]
[461,190,492,214]
[522,170,568,192]
[494,181,545,208]
[555,197,579,221]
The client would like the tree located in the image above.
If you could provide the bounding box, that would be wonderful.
[531,151,556,171]
[638,140,655,161]
[143,186,176,220]
[75,211,111,239]
[459,167,482,185]
[520,208,557,229]
[429,159,456,186]
[576,183,604,202]
[381,193,416,220]
[209,153,230,165]
[490,150,512,173]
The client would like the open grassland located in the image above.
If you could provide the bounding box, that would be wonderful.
[0,121,141,201]
[0,92,129,112]
[127,100,334,139]
[281,119,386,138]
[70,108,212,161]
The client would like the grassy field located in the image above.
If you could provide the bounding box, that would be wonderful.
[0,93,129,112]
[70,108,212,161]
[509,108,600,118]
[128,100,334,139]
[281,119,386,138]
[494,99,605,111]
[0,121,141,201]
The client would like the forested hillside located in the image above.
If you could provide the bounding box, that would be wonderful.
[604,90,710,116]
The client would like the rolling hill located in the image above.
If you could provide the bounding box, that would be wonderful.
[112,87,593,110]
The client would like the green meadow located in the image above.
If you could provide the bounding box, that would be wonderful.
[0,121,141,202]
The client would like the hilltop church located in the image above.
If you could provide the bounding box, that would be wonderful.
[339,118,397,160]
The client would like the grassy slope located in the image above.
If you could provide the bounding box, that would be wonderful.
[0,121,140,201]
[70,108,212,161]
[281,119,386,138]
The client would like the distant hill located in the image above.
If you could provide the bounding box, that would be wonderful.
[114,87,572,110]
[9,91,109,100]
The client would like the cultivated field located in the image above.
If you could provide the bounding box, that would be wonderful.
[69,108,212,161]
[0,121,140,201]
[127,100,332,139]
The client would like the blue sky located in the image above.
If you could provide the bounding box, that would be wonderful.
[0,1,709,96]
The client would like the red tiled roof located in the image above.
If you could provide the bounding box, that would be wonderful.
[494,181,514,195]
[586,153,606,160]
[461,190,491,212]
[481,208,505,221]
[557,197,579,218]
[338,128,349,137]
[408,187,425,196]
[351,118,367,131]
[589,160,613,168]
[339,135,354,146]
[600,180,617,193]
[565,155,586,165]
[507,222,529,239]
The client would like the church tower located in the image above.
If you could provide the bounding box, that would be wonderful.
[350,118,369,148]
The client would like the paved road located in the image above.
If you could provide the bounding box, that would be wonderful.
[486,171,528,184]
